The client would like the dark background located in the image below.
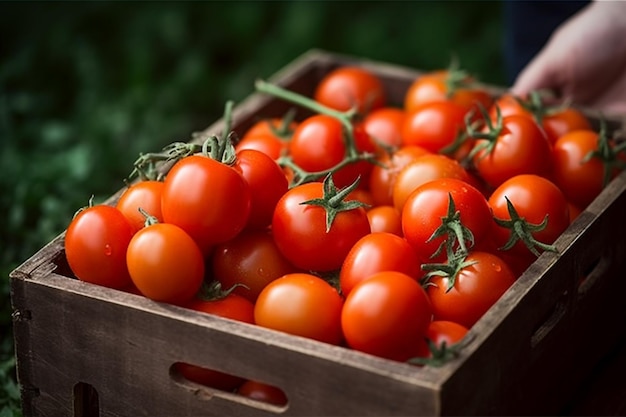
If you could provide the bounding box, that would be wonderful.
[0,1,520,414]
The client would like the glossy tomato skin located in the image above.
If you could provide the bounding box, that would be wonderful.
[314,66,386,114]
[369,145,431,207]
[126,223,205,305]
[235,117,296,160]
[237,380,288,406]
[211,229,299,303]
[341,271,432,361]
[488,174,570,259]
[339,232,421,297]
[271,182,371,272]
[392,153,470,212]
[65,205,134,289]
[235,149,289,231]
[402,178,493,264]
[175,294,255,392]
[366,205,403,236]
[426,251,516,328]
[471,114,553,189]
[414,320,469,359]
[363,106,406,150]
[161,154,251,255]
[542,108,592,145]
[401,101,468,154]
[552,129,608,209]
[116,180,165,234]
[254,273,344,345]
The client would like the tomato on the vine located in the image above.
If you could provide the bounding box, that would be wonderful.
[126,222,205,305]
[116,180,164,234]
[211,229,299,303]
[339,232,421,297]
[413,320,469,361]
[65,204,134,290]
[362,106,406,150]
[314,66,386,114]
[341,270,432,361]
[424,250,516,329]
[161,154,251,255]
[235,116,297,160]
[254,273,344,345]
[542,107,592,145]
[271,177,371,272]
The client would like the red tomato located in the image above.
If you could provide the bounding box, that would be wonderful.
[235,149,289,230]
[552,129,617,209]
[368,145,431,207]
[404,69,493,114]
[175,293,255,392]
[235,117,297,160]
[211,229,299,303]
[392,153,470,212]
[363,106,406,150]
[339,232,421,297]
[65,204,134,289]
[116,180,164,234]
[341,271,432,361]
[542,107,592,145]
[237,380,288,406]
[314,66,386,114]
[488,94,533,121]
[470,114,553,188]
[366,205,403,236]
[488,174,570,259]
[414,320,469,360]
[401,101,468,154]
[402,178,493,264]
[425,251,516,328]
[126,222,205,305]
[271,180,371,272]
[161,154,251,255]
[254,273,344,345]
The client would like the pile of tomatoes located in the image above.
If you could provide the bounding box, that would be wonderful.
[64,62,625,397]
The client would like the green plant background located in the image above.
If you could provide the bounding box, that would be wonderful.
[0,2,505,414]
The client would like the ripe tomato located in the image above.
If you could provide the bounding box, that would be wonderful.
[65,204,134,289]
[401,101,468,154]
[175,292,255,392]
[488,94,533,121]
[366,205,403,236]
[403,69,493,114]
[237,380,288,406]
[470,114,553,188]
[254,273,344,345]
[552,129,615,209]
[161,154,251,255]
[425,251,516,328]
[402,178,493,264]
[314,66,386,114]
[339,232,421,297]
[116,180,164,233]
[271,179,371,272]
[542,107,592,145]
[211,229,299,303]
[392,153,470,212]
[126,222,205,305]
[341,271,432,361]
[488,174,570,259]
[235,149,289,230]
[368,145,431,207]
[413,320,469,360]
[235,117,296,160]
[362,106,406,150]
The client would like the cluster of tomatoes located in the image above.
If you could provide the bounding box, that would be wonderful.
[63,62,625,399]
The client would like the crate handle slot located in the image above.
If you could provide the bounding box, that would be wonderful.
[530,292,568,349]
[577,253,611,297]
[73,382,99,417]
[169,362,289,413]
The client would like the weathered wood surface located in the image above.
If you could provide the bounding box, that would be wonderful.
[10,49,626,416]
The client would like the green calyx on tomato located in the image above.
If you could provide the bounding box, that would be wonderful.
[426,192,475,260]
[301,174,368,232]
[466,104,504,161]
[407,336,470,368]
[197,280,249,302]
[421,252,479,293]
[581,119,626,187]
[493,196,558,257]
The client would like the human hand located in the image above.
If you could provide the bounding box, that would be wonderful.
[511,1,626,117]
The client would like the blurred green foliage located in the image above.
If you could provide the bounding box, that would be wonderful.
[0,1,504,414]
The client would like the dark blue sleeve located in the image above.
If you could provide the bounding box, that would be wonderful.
[502,0,590,85]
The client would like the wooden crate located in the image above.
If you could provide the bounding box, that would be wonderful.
[10,49,626,416]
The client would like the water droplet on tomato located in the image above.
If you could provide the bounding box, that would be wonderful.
[104,244,112,256]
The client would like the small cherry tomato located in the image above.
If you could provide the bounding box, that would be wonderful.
[116,180,164,234]
[366,205,403,236]
[314,66,386,114]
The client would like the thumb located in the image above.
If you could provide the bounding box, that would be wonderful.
[510,50,564,98]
